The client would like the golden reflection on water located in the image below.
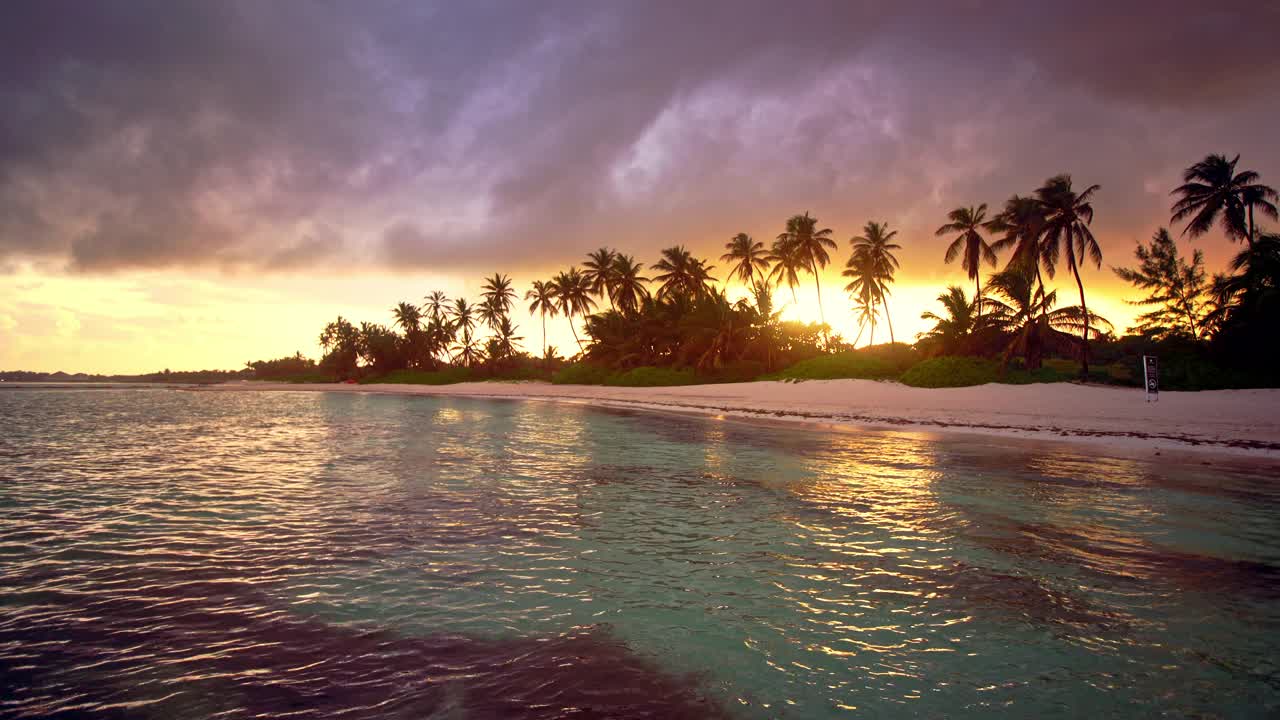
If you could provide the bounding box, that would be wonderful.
[701,419,730,472]
[790,430,948,540]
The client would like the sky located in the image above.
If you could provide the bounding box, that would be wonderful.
[2,0,1279,373]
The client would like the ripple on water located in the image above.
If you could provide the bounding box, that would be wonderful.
[1,388,1279,719]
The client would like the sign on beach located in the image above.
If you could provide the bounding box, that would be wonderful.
[1143,355,1159,402]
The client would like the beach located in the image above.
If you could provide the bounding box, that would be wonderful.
[204,379,1280,459]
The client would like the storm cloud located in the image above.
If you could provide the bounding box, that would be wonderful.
[2,0,1278,274]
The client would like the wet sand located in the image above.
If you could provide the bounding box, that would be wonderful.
[203,379,1280,460]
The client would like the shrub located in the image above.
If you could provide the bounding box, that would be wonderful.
[855,343,921,374]
[604,366,698,387]
[363,367,473,385]
[698,360,767,384]
[767,352,898,381]
[551,363,614,385]
[900,356,1000,388]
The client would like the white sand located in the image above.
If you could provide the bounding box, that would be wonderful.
[204,379,1280,460]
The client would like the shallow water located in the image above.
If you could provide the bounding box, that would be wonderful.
[2,388,1278,718]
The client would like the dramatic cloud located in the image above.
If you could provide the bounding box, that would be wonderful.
[2,0,1278,275]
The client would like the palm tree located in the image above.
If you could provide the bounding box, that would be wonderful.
[1036,174,1102,376]
[851,297,879,347]
[721,233,771,295]
[582,248,619,309]
[842,251,883,347]
[652,246,717,302]
[777,212,836,334]
[936,205,996,317]
[450,298,476,338]
[1205,232,1280,337]
[490,315,523,360]
[766,234,805,303]
[1171,153,1278,246]
[919,286,976,354]
[987,195,1049,286]
[480,273,517,316]
[551,267,596,352]
[525,280,558,359]
[983,264,1112,371]
[424,314,453,365]
[392,301,422,334]
[611,254,651,315]
[423,291,449,323]
[477,295,504,331]
[849,221,902,343]
[451,330,483,368]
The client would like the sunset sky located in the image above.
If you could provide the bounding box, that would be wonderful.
[3,1,1279,373]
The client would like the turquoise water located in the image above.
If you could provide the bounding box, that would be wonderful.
[2,388,1278,718]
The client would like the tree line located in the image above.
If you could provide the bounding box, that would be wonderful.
[286,152,1276,388]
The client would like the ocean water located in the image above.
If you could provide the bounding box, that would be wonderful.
[1,387,1278,719]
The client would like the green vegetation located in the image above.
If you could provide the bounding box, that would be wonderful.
[362,367,473,385]
[900,357,1001,388]
[278,152,1277,392]
[766,352,898,382]
[551,363,613,385]
[605,366,697,387]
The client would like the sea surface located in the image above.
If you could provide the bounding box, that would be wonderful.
[2,387,1278,718]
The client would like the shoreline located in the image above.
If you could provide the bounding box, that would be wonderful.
[198,379,1280,461]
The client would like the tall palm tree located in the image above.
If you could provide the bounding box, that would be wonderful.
[851,297,879,347]
[392,301,422,334]
[766,235,805,303]
[480,273,517,316]
[424,314,453,365]
[720,233,771,295]
[849,221,902,343]
[1171,153,1278,246]
[423,291,449,323]
[842,251,883,347]
[936,205,996,317]
[450,298,476,339]
[1036,174,1102,376]
[582,248,619,309]
[652,246,717,302]
[477,295,504,331]
[610,254,651,315]
[987,195,1048,282]
[777,212,836,334]
[490,315,523,360]
[551,268,596,352]
[525,280,558,359]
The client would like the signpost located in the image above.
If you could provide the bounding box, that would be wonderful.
[1143,355,1159,402]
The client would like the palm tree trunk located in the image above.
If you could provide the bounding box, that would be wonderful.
[853,321,866,347]
[541,310,547,359]
[1073,266,1090,378]
[869,319,875,347]
[811,262,828,341]
[569,314,583,352]
[882,296,894,344]
[974,274,982,322]
[1248,204,1256,247]
[1035,265,1048,320]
